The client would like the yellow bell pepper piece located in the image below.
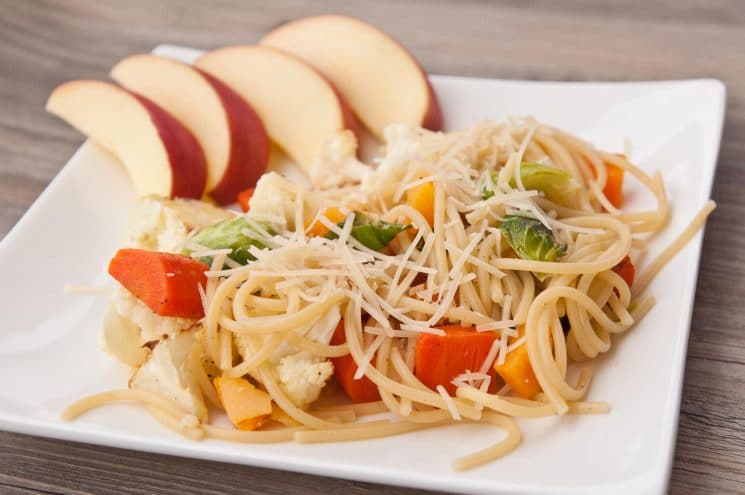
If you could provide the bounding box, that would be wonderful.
[270,403,301,427]
[305,207,347,237]
[214,376,273,431]
[493,325,542,399]
[406,182,435,228]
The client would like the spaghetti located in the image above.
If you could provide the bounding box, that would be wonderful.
[66,119,715,471]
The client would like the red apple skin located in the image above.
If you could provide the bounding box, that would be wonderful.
[127,90,208,199]
[420,75,443,132]
[195,69,270,204]
[335,84,360,141]
[326,77,360,148]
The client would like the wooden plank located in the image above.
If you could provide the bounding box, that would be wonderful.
[0,431,433,495]
[0,483,56,495]
[1,0,744,494]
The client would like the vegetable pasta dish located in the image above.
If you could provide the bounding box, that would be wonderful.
[63,119,715,471]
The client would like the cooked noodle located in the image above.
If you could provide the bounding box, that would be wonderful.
[66,119,715,471]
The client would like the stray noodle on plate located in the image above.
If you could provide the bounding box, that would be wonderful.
[63,119,715,471]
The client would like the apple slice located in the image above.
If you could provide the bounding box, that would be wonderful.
[261,15,443,140]
[195,45,357,174]
[46,80,206,199]
[111,55,269,205]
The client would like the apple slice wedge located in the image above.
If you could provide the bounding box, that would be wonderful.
[111,54,269,205]
[46,80,207,199]
[195,45,357,174]
[261,15,443,140]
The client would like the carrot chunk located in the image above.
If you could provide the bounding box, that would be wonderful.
[330,320,381,403]
[612,255,635,288]
[414,325,498,395]
[237,187,255,212]
[603,162,625,208]
[587,158,626,209]
[108,248,208,318]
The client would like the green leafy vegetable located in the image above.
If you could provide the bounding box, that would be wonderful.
[482,163,579,208]
[500,215,566,263]
[511,163,579,207]
[184,216,274,266]
[481,171,499,199]
[326,213,410,251]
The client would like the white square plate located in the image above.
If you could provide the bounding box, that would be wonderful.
[0,45,725,495]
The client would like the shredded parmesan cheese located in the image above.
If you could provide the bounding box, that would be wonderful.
[353,334,385,380]
[437,385,461,421]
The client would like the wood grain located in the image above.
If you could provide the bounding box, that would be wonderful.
[1,0,745,494]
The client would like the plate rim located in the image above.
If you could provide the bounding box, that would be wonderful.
[0,44,727,495]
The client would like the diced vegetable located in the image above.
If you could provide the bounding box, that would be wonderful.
[186,216,272,266]
[414,325,499,396]
[214,376,273,431]
[237,187,255,212]
[348,217,410,251]
[587,158,625,209]
[305,207,347,238]
[407,181,435,227]
[602,162,625,208]
[330,320,381,403]
[270,403,301,426]
[325,213,410,251]
[482,179,496,200]
[612,255,635,288]
[500,215,566,263]
[108,248,208,318]
[493,325,542,399]
[128,196,232,253]
[129,330,207,420]
[101,306,148,367]
[508,163,579,208]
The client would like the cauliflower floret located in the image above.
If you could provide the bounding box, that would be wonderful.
[275,352,334,409]
[99,306,148,367]
[248,172,301,229]
[249,163,372,229]
[361,124,428,202]
[110,285,196,344]
[308,130,372,189]
[235,334,334,410]
[235,306,340,409]
[129,330,207,420]
[248,172,344,230]
[129,196,231,253]
[104,196,219,365]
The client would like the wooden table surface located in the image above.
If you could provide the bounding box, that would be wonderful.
[2,1,744,494]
